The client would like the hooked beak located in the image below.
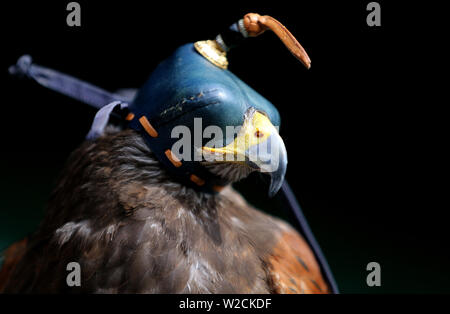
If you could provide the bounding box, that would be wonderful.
[202,108,288,196]
[246,131,288,197]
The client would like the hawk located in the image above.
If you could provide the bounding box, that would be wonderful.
[0,13,337,294]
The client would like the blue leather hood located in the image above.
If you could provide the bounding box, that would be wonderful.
[130,43,280,148]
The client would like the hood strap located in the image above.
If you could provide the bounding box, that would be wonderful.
[86,101,129,140]
[9,55,130,109]
[278,182,339,293]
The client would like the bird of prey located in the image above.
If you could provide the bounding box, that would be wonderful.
[0,13,336,294]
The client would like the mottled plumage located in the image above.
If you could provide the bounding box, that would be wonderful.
[0,128,329,293]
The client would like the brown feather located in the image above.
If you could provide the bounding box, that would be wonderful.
[0,238,28,292]
[0,128,330,293]
[265,225,330,294]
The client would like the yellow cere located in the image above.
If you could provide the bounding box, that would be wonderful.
[202,111,277,159]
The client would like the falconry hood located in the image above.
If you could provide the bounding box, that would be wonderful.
[126,13,312,194]
[9,12,338,293]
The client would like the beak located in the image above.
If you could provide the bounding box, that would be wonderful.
[246,131,288,197]
[202,108,288,196]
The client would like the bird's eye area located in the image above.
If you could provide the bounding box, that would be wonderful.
[254,130,264,138]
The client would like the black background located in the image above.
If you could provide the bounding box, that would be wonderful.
[0,1,446,294]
